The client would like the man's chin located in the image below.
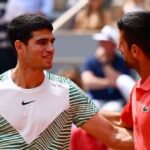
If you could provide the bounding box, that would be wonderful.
[44,64,53,70]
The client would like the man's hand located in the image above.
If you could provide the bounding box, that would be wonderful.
[81,111,134,150]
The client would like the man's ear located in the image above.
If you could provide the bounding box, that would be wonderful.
[14,40,25,53]
[131,44,140,58]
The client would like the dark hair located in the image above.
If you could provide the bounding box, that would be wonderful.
[117,11,150,58]
[7,13,53,54]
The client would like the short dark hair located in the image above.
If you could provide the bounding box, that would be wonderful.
[117,11,150,58]
[7,13,53,49]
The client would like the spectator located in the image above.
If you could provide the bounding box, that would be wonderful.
[74,0,106,31]
[82,25,134,111]
[104,0,124,28]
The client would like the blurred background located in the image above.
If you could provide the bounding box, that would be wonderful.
[1,0,149,74]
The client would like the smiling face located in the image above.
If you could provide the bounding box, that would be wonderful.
[16,29,55,71]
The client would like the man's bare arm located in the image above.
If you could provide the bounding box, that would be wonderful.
[81,111,134,150]
[100,110,133,129]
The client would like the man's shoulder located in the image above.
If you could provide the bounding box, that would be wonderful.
[45,71,71,85]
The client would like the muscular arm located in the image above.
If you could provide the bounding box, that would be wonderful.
[81,111,134,150]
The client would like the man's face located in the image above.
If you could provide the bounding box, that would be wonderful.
[19,29,55,70]
[99,40,116,61]
[118,30,137,69]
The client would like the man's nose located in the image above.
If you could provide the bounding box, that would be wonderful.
[46,43,54,52]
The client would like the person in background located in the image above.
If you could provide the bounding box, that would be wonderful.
[0,13,133,149]
[74,0,106,31]
[104,0,125,28]
[0,0,17,74]
[82,25,135,111]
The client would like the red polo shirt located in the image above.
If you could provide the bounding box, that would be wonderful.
[121,76,150,150]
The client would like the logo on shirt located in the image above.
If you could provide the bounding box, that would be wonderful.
[142,105,149,112]
[22,100,35,105]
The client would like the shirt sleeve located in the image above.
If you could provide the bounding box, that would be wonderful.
[121,98,133,127]
[69,80,99,127]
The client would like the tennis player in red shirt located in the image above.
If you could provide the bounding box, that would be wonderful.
[101,11,150,150]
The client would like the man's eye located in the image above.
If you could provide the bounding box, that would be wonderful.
[51,39,55,45]
[38,41,47,45]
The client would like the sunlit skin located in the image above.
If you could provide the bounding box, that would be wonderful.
[11,29,55,88]
[118,30,150,82]
[19,29,55,71]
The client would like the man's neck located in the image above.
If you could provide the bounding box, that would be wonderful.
[11,67,45,89]
[138,62,150,83]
